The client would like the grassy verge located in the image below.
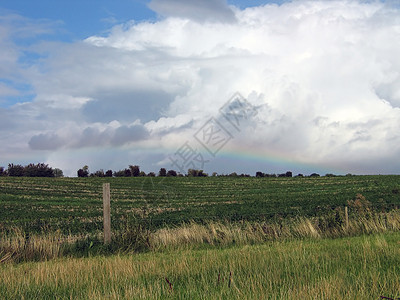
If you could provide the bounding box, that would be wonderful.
[2,206,400,263]
[1,232,400,299]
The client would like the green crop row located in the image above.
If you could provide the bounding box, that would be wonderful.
[0,176,399,235]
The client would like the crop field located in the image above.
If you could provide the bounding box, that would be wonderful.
[0,175,399,235]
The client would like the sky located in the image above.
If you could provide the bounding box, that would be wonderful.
[1,0,400,177]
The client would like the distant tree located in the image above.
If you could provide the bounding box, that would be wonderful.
[229,172,238,178]
[53,168,64,178]
[112,168,133,177]
[325,173,336,177]
[158,168,167,177]
[256,171,264,178]
[212,172,218,177]
[309,173,320,177]
[93,169,105,177]
[285,171,292,177]
[187,169,197,177]
[0,166,6,176]
[278,173,286,178]
[167,170,177,177]
[295,173,304,177]
[105,170,113,177]
[200,170,208,177]
[129,165,140,177]
[113,170,126,177]
[77,165,89,177]
[124,168,132,177]
[147,172,156,177]
[187,169,206,177]
[139,171,146,177]
[8,164,24,177]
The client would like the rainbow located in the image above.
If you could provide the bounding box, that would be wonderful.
[59,142,345,176]
[215,146,345,175]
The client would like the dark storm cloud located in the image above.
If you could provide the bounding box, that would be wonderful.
[28,123,149,150]
[82,90,174,123]
[74,123,149,147]
[28,133,64,150]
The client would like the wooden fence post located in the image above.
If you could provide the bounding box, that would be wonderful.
[103,183,111,244]
[345,206,349,231]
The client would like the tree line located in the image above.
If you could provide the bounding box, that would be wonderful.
[77,165,323,178]
[0,163,63,177]
[77,165,183,178]
[0,162,333,178]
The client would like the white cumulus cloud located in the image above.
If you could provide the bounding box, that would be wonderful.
[1,0,400,175]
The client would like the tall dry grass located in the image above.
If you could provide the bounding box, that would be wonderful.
[150,207,400,250]
[3,207,400,264]
[0,228,64,263]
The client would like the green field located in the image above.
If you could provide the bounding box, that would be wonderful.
[0,175,399,235]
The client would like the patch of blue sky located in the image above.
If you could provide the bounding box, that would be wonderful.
[1,0,156,42]
[0,79,35,108]
[228,0,288,8]
[0,93,35,108]
[18,49,47,66]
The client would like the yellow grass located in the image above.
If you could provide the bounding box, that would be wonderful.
[1,233,400,299]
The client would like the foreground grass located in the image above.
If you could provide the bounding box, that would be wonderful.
[1,232,400,299]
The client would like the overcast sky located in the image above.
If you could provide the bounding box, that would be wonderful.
[1,0,400,176]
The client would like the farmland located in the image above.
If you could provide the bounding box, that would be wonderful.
[0,175,399,235]
[1,175,400,299]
